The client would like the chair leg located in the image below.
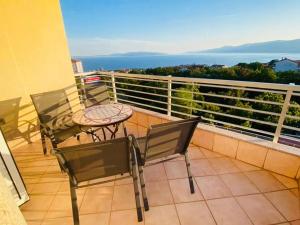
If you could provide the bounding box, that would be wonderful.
[40,131,47,155]
[185,153,195,194]
[76,135,80,141]
[69,180,80,225]
[122,122,128,137]
[101,128,106,140]
[137,164,149,211]
[131,159,143,221]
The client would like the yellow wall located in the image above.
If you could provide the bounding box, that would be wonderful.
[0,0,79,148]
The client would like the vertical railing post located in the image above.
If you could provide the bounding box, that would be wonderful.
[273,89,293,143]
[79,75,85,105]
[190,82,195,117]
[111,72,118,103]
[167,75,172,116]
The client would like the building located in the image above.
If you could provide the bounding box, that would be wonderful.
[273,58,300,72]
[71,58,84,73]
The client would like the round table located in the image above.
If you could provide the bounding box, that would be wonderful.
[72,103,133,141]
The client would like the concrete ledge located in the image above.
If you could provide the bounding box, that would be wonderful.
[129,106,300,179]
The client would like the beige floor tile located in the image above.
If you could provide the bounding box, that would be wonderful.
[191,159,216,176]
[41,217,73,225]
[195,176,232,200]
[272,173,298,189]
[146,181,173,206]
[48,194,84,213]
[45,211,72,219]
[30,182,62,194]
[169,178,203,203]
[57,182,87,195]
[18,157,55,168]
[80,186,113,213]
[208,158,240,174]
[291,220,300,225]
[22,211,47,221]
[236,194,286,225]
[207,197,252,225]
[20,166,47,177]
[265,190,300,221]
[144,204,180,225]
[220,173,259,196]
[114,175,133,185]
[164,161,188,179]
[176,201,216,225]
[232,159,261,172]
[110,209,144,225]
[245,171,285,192]
[38,174,67,183]
[27,221,43,225]
[80,213,110,225]
[21,195,55,211]
[112,184,136,210]
[290,188,299,197]
[188,147,206,159]
[144,163,167,182]
[200,148,223,158]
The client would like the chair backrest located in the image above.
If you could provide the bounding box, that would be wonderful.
[54,137,131,185]
[0,97,21,133]
[143,117,201,162]
[30,89,73,131]
[83,84,110,108]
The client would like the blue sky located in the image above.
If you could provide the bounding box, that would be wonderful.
[60,0,300,56]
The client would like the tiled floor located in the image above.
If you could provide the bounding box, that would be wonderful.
[11,123,300,225]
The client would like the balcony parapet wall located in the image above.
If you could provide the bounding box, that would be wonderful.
[128,106,300,179]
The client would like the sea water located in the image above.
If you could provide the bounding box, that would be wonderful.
[77,53,300,71]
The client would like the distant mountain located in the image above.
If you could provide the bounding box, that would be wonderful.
[194,39,300,53]
[108,51,168,57]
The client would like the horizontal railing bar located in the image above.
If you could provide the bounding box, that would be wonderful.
[201,117,274,136]
[289,103,300,108]
[171,96,280,116]
[171,88,283,106]
[117,98,168,112]
[171,102,278,126]
[282,125,300,132]
[93,71,300,92]
[78,72,300,93]
[279,134,300,144]
[114,76,168,84]
[285,114,300,120]
[116,93,168,105]
[171,110,194,118]
[172,81,287,94]
[114,81,168,91]
[97,73,168,84]
[115,87,168,98]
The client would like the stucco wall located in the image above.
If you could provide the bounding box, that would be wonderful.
[0,0,79,148]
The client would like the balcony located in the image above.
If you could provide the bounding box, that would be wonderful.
[7,72,298,225]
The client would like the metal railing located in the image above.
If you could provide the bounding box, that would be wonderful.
[75,71,300,146]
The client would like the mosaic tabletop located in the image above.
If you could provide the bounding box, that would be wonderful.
[72,103,133,127]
